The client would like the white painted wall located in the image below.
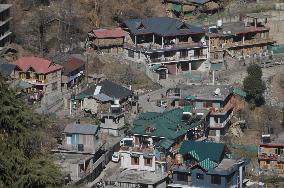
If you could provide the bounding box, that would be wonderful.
[120,152,156,171]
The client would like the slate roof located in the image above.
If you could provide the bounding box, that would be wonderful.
[92,27,127,38]
[64,123,98,135]
[0,63,16,76]
[10,57,62,74]
[77,80,132,101]
[123,17,205,36]
[179,141,225,163]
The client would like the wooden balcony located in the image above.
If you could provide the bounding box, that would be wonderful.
[224,38,275,49]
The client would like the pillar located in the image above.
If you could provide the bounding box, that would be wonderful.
[242,34,245,44]
[152,34,155,44]
[134,35,137,46]
[162,36,164,48]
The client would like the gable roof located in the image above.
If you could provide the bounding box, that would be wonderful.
[179,141,225,163]
[77,80,132,101]
[62,57,85,75]
[92,27,127,39]
[123,17,205,36]
[10,57,62,74]
[64,123,98,135]
[0,63,17,76]
[132,108,188,140]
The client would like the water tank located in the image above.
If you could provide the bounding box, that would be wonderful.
[175,154,183,165]
[217,19,222,28]
[114,99,120,105]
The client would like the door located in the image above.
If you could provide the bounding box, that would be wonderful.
[67,136,72,145]
[159,69,167,79]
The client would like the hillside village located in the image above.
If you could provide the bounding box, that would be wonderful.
[1,0,284,188]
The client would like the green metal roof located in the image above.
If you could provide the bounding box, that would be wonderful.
[157,138,175,150]
[172,4,182,12]
[199,158,218,170]
[179,141,225,163]
[233,88,247,97]
[132,108,188,140]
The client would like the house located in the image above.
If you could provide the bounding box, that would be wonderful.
[60,123,101,153]
[206,14,275,66]
[53,122,122,184]
[169,141,247,188]
[119,108,209,173]
[105,169,168,188]
[258,143,284,173]
[51,53,86,91]
[77,79,133,104]
[9,57,62,94]
[166,85,237,141]
[87,27,127,53]
[121,17,209,78]
[165,0,224,18]
[0,4,12,49]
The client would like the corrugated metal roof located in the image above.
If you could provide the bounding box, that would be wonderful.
[93,27,127,39]
[179,141,225,163]
[199,158,218,170]
[157,138,175,150]
[64,123,98,135]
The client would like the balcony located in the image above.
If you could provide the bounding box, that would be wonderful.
[56,144,101,154]
[22,79,48,85]
[149,55,207,63]
[124,42,206,53]
[223,38,275,49]
[258,153,284,161]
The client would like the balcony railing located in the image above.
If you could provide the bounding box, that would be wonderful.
[57,144,96,153]
[223,38,274,49]
[258,153,284,160]
[124,41,206,52]
[22,79,48,85]
[149,55,207,63]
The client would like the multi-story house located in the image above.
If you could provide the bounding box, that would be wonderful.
[9,57,62,94]
[166,85,238,141]
[121,17,209,78]
[119,108,209,173]
[0,4,12,49]
[258,143,284,173]
[169,141,247,188]
[53,122,107,183]
[207,14,275,65]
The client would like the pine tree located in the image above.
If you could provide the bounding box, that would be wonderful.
[0,74,62,188]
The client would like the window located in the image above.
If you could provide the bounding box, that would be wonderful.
[177,172,188,182]
[144,158,152,166]
[128,50,134,58]
[180,50,188,58]
[211,175,221,185]
[52,82,58,91]
[196,173,204,180]
[266,161,270,165]
[179,35,189,42]
[131,156,139,165]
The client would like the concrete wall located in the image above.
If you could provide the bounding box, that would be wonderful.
[100,115,125,136]
[120,152,156,171]
[46,69,62,94]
